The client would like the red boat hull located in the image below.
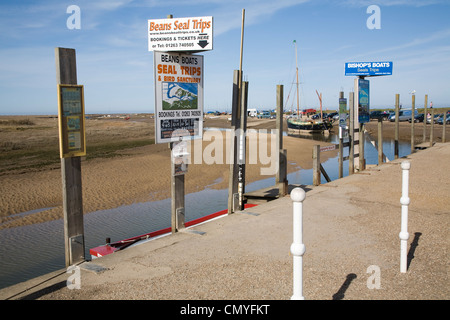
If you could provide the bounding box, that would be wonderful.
[90,204,258,258]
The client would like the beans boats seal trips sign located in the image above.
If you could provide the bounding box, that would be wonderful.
[154,52,204,144]
[148,16,213,52]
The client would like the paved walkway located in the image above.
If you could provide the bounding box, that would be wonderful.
[1,143,449,301]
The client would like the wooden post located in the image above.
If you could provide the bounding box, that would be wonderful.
[230,9,245,212]
[338,137,343,179]
[276,85,288,196]
[423,94,428,143]
[348,92,354,175]
[228,70,241,214]
[313,145,320,186]
[395,94,400,159]
[165,14,186,233]
[442,109,446,143]
[238,80,248,210]
[55,47,85,267]
[359,123,365,171]
[411,94,415,153]
[338,91,344,179]
[430,108,434,147]
[378,119,383,165]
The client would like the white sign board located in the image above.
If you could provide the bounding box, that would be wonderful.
[154,51,203,144]
[148,16,213,52]
[320,145,336,152]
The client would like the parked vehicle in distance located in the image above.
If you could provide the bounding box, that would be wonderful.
[257,111,274,119]
[248,109,257,117]
[389,109,418,122]
[370,110,390,121]
[409,113,424,123]
[325,112,338,121]
[437,114,450,125]
[332,113,349,121]
[427,113,442,124]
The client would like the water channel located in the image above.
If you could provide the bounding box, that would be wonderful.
[0,132,412,290]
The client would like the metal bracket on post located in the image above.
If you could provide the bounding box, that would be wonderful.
[69,234,85,265]
[232,193,239,212]
[176,207,185,231]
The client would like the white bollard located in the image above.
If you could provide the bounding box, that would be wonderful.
[399,161,410,273]
[290,187,306,300]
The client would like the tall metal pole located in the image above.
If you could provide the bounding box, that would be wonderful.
[294,40,299,118]
[237,8,244,119]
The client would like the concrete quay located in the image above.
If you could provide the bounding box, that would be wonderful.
[1,143,449,301]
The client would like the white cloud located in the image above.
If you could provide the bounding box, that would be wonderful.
[340,0,447,7]
[352,28,450,59]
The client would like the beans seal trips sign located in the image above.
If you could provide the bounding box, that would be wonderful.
[148,16,213,52]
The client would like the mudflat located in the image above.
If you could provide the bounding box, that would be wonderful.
[0,114,340,229]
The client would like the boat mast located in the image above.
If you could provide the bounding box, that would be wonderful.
[294,40,300,119]
[316,90,323,122]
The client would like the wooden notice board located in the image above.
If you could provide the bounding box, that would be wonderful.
[57,84,86,158]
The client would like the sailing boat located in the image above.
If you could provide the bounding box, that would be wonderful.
[286,40,332,133]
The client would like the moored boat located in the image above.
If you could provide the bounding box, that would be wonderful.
[286,117,332,133]
[286,41,333,134]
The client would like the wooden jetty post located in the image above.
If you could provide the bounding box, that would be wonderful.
[229,9,245,213]
[55,47,85,267]
[443,109,447,143]
[338,91,344,179]
[394,94,400,159]
[430,107,434,147]
[338,139,343,179]
[238,80,249,210]
[423,94,428,143]
[359,123,365,171]
[348,92,354,175]
[312,145,320,186]
[228,70,241,214]
[276,85,288,196]
[411,93,415,153]
[378,118,383,165]
[164,14,186,233]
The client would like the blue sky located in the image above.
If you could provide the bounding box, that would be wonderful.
[0,0,449,115]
